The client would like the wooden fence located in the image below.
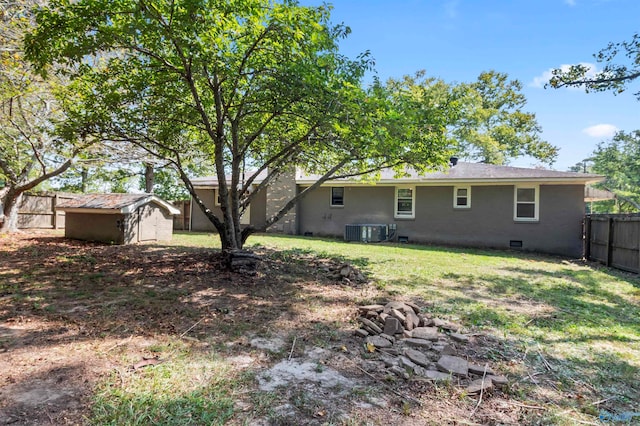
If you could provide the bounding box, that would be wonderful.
[171,200,191,231]
[15,193,191,231]
[584,214,640,273]
[17,193,75,229]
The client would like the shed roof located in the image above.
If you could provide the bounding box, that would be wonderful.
[56,193,181,215]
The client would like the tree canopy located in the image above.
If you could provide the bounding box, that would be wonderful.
[548,33,640,99]
[0,0,88,231]
[25,0,460,250]
[452,71,557,165]
[23,0,558,249]
[581,131,640,212]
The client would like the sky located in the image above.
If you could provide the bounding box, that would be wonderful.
[307,0,640,171]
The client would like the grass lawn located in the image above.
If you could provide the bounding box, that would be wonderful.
[175,232,640,422]
[1,231,639,425]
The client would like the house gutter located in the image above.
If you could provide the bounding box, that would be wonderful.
[295,177,604,186]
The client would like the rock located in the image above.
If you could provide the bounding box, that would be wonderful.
[404,348,430,368]
[365,310,379,319]
[449,332,470,343]
[365,335,392,349]
[420,317,434,327]
[379,333,396,344]
[466,378,494,395]
[410,327,441,341]
[487,375,508,388]
[354,329,369,338]
[413,365,428,377]
[441,322,462,332]
[379,312,389,323]
[389,365,408,379]
[436,344,457,355]
[415,368,452,381]
[404,301,421,314]
[340,265,352,277]
[383,317,403,335]
[405,311,420,331]
[390,309,406,323]
[398,356,417,370]
[432,318,446,328]
[404,338,433,349]
[380,354,398,367]
[383,347,400,356]
[436,355,468,377]
[358,304,385,314]
[385,301,408,311]
[359,317,383,335]
[468,363,495,376]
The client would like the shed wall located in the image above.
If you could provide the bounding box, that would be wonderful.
[65,212,125,244]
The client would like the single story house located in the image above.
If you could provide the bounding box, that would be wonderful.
[190,161,603,257]
[57,193,180,244]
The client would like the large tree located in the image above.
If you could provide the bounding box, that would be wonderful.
[25,0,457,251]
[583,130,640,212]
[548,33,640,98]
[452,71,557,165]
[0,0,88,232]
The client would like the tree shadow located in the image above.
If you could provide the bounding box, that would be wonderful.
[0,234,388,424]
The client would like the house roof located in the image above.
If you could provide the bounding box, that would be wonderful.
[191,169,269,188]
[299,162,604,185]
[191,162,603,188]
[56,193,181,215]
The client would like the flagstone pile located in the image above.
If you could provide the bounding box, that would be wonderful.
[355,301,508,395]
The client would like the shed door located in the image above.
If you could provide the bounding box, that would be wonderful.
[138,205,159,241]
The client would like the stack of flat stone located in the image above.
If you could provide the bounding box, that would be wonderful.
[334,263,367,284]
[355,301,508,395]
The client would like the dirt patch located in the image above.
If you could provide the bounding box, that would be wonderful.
[0,232,533,425]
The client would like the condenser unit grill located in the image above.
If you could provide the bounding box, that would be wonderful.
[345,224,388,242]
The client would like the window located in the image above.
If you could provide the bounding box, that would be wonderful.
[454,186,471,209]
[214,189,221,206]
[395,186,415,219]
[514,186,539,221]
[330,187,344,207]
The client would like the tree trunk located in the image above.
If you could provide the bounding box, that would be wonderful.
[144,163,154,193]
[81,166,88,193]
[0,189,22,233]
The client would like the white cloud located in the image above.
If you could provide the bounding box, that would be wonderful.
[529,62,598,88]
[565,0,576,6]
[583,124,619,138]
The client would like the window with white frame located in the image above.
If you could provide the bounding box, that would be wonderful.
[514,185,539,221]
[453,186,471,208]
[330,187,344,207]
[395,186,415,219]
[214,189,221,206]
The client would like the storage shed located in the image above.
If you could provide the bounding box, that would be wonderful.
[56,193,180,244]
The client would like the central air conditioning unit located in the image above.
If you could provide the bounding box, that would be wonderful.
[345,224,388,243]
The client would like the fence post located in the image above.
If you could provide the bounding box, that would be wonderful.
[637,219,640,274]
[606,217,614,267]
[53,194,58,229]
[584,216,591,260]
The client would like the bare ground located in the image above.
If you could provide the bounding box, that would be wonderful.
[1,232,560,425]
